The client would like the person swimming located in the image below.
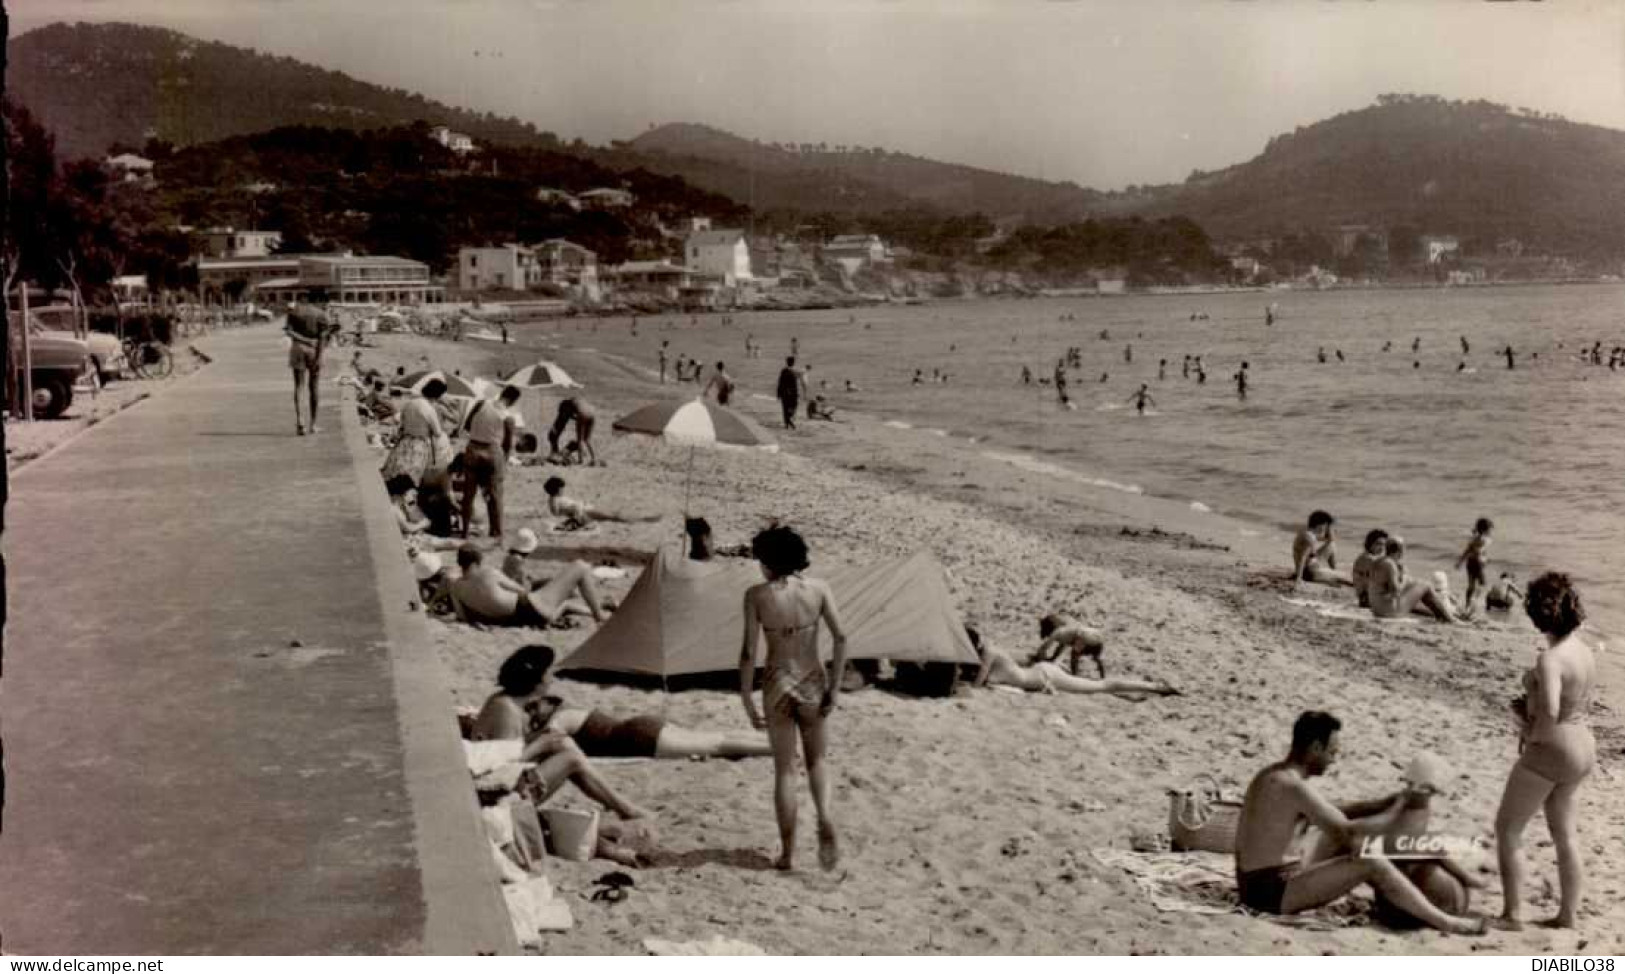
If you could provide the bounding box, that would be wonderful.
[1127,383,1155,415]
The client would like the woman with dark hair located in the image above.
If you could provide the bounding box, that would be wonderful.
[380,376,453,484]
[1369,537,1457,623]
[1494,572,1597,930]
[1351,529,1390,609]
[739,525,848,871]
[476,645,770,761]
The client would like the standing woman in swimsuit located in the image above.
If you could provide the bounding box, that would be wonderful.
[739,526,849,872]
[1494,572,1597,930]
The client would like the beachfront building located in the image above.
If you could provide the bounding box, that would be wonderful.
[1422,234,1461,264]
[235,254,443,306]
[536,239,600,299]
[602,260,695,300]
[200,227,284,260]
[196,256,304,302]
[430,125,477,154]
[824,234,888,270]
[578,188,635,210]
[685,229,753,286]
[457,244,539,292]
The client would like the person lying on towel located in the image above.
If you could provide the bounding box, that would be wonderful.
[476,645,770,761]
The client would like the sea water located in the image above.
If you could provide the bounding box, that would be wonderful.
[551,284,1625,635]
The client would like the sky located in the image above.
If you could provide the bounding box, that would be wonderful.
[10,0,1625,189]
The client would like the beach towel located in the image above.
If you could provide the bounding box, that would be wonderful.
[643,935,766,956]
[1279,596,1418,625]
[1091,849,1370,931]
[550,519,602,536]
[503,876,573,944]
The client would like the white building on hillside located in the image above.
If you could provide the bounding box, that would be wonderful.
[430,125,476,154]
[458,244,538,292]
[200,227,284,259]
[1421,234,1460,264]
[824,234,888,274]
[578,187,635,209]
[685,229,753,286]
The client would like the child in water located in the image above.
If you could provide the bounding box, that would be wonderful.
[1484,573,1522,612]
[1454,517,1493,614]
[1127,384,1156,415]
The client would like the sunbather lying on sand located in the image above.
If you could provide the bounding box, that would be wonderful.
[968,627,1176,698]
[449,545,608,628]
[1369,537,1457,623]
[1031,612,1108,678]
[544,476,662,527]
[470,644,652,867]
[1235,711,1485,934]
[477,645,771,760]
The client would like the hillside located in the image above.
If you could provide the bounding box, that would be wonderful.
[1134,95,1625,257]
[5,22,564,160]
[616,122,1114,224]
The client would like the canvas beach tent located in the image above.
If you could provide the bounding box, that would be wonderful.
[558,548,977,680]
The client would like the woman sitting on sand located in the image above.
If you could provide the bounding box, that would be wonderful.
[1368,537,1456,623]
[969,627,1177,699]
[380,377,453,484]
[470,645,654,868]
[1351,529,1390,609]
[476,645,772,763]
[1494,572,1597,930]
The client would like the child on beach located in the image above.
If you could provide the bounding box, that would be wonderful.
[544,476,662,528]
[1455,518,1493,614]
[1032,612,1108,678]
[1291,510,1350,588]
[1484,573,1522,612]
[740,526,848,872]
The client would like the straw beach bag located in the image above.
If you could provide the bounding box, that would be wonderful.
[1168,774,1243,853]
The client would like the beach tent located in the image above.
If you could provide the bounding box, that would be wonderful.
[558,548,978,679]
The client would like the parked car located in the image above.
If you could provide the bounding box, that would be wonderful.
[6,313,92,419]
[27,305,127,382]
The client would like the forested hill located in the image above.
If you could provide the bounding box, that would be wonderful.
[6,21,566,160]
[1131,95,1625,256]
[617,122,1114,224]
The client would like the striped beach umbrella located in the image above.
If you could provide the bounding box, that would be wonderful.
[502,361,581,389]
[612,398,778,452]
[394,370,481,399]
[613,397,779,516]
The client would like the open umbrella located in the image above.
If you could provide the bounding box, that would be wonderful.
[503,361,581,389]
[394,370,480,399]
[612,397,778,514]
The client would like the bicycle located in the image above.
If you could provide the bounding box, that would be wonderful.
[122,335,174,379]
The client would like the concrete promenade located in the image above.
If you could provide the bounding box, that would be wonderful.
[1,326,515,954]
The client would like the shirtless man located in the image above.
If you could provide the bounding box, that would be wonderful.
[285,301,336,435]
[547,397,598,466]
[1291,510,1351,588]
[1235,711,1486,934]
[1031,612,1107,679]
[448,545,607,628]
[704,361,736,406]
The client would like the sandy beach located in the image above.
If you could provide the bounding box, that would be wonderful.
[356,326,1623,955]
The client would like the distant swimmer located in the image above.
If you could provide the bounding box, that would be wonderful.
[1460,336,1471,355]
[1335,349,1345,363]
[1412,337,1421,353]
[1021,365,1033,385]
[1182,356,1191,379]
[1317,347,1327,364]
[1382,340,1392,353]
[791,337,800,357]
[1099,329,1111,341]
[1197,367,1208,385]
[1159,358,1168,381]
[1127,384,1156,415]
[1060,393,1077,411]
[1505,346,1516,370]
[1235,362,1249,399]
[912,369,924,385]
[1124,344,1134,364]
[1265,304,1276,327]
[1457,361,1467,372]
[949,343,957,353]
[1100,372,1109,383]
[1414,361,1421,369]
[844,379,860,392]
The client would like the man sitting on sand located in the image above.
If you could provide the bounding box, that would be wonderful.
[449,545,609,628]
[544,475,662,528]
[1292,510,1352,588]
[1031,612,1108,679]
[1369,537,1457,623]
[1235,711,1486,934]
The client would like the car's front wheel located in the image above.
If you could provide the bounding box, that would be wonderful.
[31,374,73,419]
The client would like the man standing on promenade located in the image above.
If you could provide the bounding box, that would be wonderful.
[1235,711,1485,934]
[460,385,521,541]
[777,356,805,429]
[285,301,335,435]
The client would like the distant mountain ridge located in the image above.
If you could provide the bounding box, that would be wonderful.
[11,22,1625,256]
[6,22,562,159]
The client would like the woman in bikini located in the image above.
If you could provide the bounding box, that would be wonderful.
[1494,572,1597,930]
[1368,537,1457,623]
[739,525,848,872]
[967,626,1177,698]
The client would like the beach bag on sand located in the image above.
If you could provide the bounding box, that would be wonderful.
[1168,774,1243,853]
